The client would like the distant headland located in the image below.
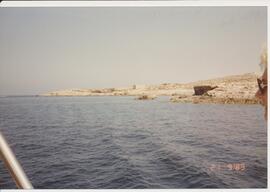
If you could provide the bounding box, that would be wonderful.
[41,73,259,105]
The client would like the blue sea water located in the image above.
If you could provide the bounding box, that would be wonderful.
[0,96,267,189]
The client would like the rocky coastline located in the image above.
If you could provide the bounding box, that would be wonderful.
[41,73,260,104]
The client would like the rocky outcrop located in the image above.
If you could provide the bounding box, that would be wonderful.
[170,73,259,104]
[170,95,259,104]
[135,95,156,100]
[193,86,218,96]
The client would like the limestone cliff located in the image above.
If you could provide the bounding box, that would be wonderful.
[41,73,259,104]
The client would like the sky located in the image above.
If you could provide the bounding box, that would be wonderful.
[0,7,267,95]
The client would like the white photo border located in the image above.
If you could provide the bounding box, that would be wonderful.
[0,1,268,192]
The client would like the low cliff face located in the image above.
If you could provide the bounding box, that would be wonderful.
[41,73,259,104]
[170,73,259,104]
[193,86,218,96]
[192,73,258,100]
[170,95,259,104]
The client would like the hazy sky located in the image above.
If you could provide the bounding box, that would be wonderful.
[0,7,267,95]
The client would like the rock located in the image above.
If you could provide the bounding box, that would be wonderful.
[136,95,156,100]
[103,88,115,93]
[91,89,102,93]
[193,86,218,96]
[170,95,259,104]
[170,95,190,103]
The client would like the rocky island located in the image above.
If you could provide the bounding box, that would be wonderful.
[41,73,260,104]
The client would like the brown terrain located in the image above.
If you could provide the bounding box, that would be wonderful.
[41,73,260,104]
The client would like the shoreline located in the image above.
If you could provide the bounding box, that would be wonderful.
[38,72,259,105]
[37,95,259,105]
[2,95,259,105]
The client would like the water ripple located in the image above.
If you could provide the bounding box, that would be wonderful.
[0,96,267,188]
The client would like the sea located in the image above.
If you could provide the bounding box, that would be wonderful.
[0,96,267,189]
